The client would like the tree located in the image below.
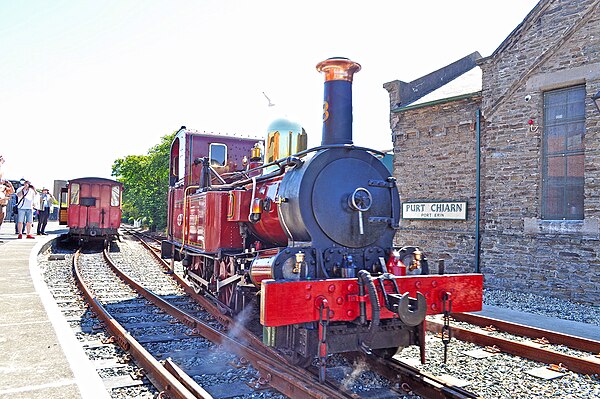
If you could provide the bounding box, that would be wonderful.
[112,132,176,231]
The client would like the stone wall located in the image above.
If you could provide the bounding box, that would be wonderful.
[387,0,600,304]
[478,0,600,304]
[390,95,481,274]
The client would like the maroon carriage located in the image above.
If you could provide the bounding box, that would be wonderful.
[59,177,123,242]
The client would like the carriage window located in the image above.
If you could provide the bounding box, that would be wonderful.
[70,183,80,205]
[111,186,120,206]
[542,85,585,220]
[209,143,227,167]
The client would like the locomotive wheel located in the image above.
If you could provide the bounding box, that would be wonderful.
[216,257,237,312]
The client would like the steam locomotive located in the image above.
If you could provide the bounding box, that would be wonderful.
[162,58,483,373]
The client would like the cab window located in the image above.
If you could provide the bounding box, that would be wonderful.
[209,143,227,167]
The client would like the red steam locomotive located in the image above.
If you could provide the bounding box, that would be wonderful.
[162,58,483,374]
[59,177,123,242]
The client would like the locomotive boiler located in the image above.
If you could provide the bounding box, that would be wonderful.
[162,57,483,374]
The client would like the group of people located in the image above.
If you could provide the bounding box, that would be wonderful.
[0,156,56,239]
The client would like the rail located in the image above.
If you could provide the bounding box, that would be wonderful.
[72,249,206,399]
[100,244,351,399]
[427,318,600,375]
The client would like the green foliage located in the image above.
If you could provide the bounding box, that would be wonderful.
[112,132,176,231]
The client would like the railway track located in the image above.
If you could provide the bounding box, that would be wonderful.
[74,243,351,399]
[429,312,600,376]
[394,311,600,398]
[40,229,600,398]
[128,229,600,374]
[57,227,595,399]
[39,234,600,399]
[121,228,489,398]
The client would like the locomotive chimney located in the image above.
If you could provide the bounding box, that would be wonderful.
[316,57,361,146]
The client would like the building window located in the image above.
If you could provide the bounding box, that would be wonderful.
[542,85,585,220]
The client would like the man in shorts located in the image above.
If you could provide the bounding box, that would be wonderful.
[15,180,38,239]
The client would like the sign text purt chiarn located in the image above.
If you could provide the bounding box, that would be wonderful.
[402,201,467,220]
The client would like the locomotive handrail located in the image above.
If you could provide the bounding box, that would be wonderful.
[201,160,288,191]
[203,144,386,192]
[248,144,386,176]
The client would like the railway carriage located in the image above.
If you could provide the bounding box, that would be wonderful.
[59,177,123,242]
[162,58,483,376]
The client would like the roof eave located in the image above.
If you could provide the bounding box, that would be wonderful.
[391,91,482,113]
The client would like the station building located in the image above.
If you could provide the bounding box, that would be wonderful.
[384,0,600,305]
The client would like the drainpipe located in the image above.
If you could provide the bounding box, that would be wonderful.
[475,109,481,273]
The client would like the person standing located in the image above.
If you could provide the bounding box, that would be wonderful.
[37,188,55,235]
[0,179,15,229]
[15,180,38,239]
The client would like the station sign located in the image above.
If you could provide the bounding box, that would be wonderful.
[402,201,467,220]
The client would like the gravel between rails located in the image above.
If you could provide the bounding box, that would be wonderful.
[39,238,600,399]
[392,287,600,398]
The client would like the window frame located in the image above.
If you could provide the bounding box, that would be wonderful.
[209,143,227,167]
[70,183,80,205]
[111,185,120,207]
[541,85,586,220]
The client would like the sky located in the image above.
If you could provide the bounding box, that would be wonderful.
[0,0,540,192]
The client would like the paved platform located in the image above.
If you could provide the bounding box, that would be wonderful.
[478,304,600,342]
[0,221,110,399]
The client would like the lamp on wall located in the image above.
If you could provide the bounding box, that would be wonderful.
[593,90,600,114]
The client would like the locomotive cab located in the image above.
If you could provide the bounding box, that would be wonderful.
[164,128,263,255]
